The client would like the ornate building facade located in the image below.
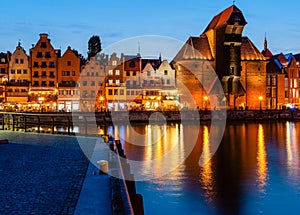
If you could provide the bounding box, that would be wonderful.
[173,5,267,110]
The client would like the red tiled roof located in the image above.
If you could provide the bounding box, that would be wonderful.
[173,34,213,61]
[262,49,273,58]
[241,37,266,61]
[204,5,243,32]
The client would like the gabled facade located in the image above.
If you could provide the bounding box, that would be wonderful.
[0,52,10,102]
[29,33,60,111]
[79,56,105,111]
[57,46,81,111]
[7,43,30,104]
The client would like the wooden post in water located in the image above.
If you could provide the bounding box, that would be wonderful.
[37,116,40,133]
[51,116,55,134]
[12,115,15,131]
[1,114,4,130]
[24,115,27,132]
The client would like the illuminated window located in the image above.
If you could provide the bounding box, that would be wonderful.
[116,79,120,85]
[108,70,113,75]
[115,70,120,75]
[108,79,113,85]
[112,60,117,66]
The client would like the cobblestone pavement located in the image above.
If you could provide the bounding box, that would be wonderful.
[0,132,97,215]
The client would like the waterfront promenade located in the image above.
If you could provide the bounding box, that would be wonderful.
[0,131,110,214]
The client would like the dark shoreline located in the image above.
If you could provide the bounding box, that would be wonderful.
[1,110,299,136]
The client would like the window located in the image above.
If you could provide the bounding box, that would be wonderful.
[42,71,47,77]
[83,90,88,97]
[41,62,47,68]
[41,42,46,48]
[20,59,24,64]
[67,61,71,66]
[41,81,47,86]
[133,80,137,86]
[112,60,117,66]
[136,91,139,95]
[131,91,134,95]
[11,70,15,74]
[49,81,55,87]
[108,89,113,95]
[150,80,154,85]
[116,80,120,85]
[49,62,55,68]
[133,71,136,76]
[143,80,147,85]
[45,52,51,58]
[126,71,130,76]
[167,79,170,84]
[126,90,130,95]
[98,81,102,86]
[15,59,19,64]
[114,89,118,95]
[164,70,168,75]
[0,68,5,74]
[91,72,94,76]
[120,89,124,95]
[96,72,99,76]
[91,81,95,86]
[162,79,165,85]
[49,72,55,78]
[37,52,43,58]
[272,88,277,97]
[62,71,70,76]
[271,75,276,86]
[33,62,38,67]
[126,80,130,87]
[147,71,151,76]
[91,91,95,97]
[83,81,87,86]
[129,61,135,68]
[108,79,113,85]
[115,70,120,75]
[17,70,22,74]
[72,71,76,76]
[87,72,90,76]
[33,71,39,77]
[108,70,113,75]
[23,69,28,74]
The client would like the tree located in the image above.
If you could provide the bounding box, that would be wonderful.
[87,35,102,60]
[72,49,87,66]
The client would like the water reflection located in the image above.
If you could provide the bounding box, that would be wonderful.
[105,122,300,214]
[256,124,268,193]
[285,122,300,184]
[199,126,215,203]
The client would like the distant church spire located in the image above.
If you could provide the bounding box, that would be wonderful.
[233,0,236,5]
[264,33,268,51]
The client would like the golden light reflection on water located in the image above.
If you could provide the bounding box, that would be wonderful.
[285,122,299,180]
[256,124,268,193]
[200,126,215,202]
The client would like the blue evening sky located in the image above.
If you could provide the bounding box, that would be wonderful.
[1,0,299,57]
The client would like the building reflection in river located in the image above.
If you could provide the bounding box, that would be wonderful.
[256,124,268,193]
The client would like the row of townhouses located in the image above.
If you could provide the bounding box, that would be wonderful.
[1,5,300,112]
[0,33,178,112]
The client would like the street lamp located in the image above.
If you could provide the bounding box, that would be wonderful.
[259,96,263,110]
[204,96,208,110]
[99,96,104,111]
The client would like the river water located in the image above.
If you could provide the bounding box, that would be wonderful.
[105,121,300,215]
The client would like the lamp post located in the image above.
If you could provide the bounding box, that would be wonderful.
[204,96,208,110]
[259,96,263,110]
[99,96,104,112]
